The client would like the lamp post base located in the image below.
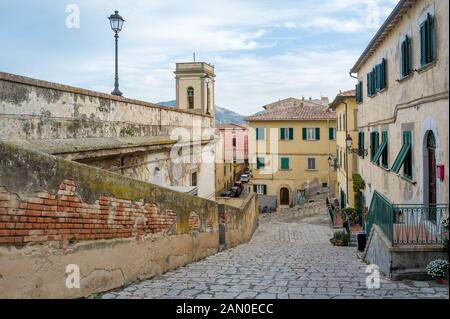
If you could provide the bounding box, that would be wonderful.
[111,88,123,96]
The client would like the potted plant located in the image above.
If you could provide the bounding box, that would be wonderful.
[442,218,449,252]
[330,230,349,246]
[426,259,449,285]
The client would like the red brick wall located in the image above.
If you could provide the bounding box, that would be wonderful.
[0,180,177,246]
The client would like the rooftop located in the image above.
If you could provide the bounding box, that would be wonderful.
[246,104,336,122]
[329,89,356,109]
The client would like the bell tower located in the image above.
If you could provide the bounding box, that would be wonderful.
[175,62,215,117]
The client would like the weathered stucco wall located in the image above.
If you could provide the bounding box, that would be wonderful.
[0,72,217,200]
[0,142,257,298]
[356,0,449,205]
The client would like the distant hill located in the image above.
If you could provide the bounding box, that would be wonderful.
[158,100,247,125]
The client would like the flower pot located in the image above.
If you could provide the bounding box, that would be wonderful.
[436,278,448,285]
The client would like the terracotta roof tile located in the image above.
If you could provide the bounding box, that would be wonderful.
[246,105,336,121]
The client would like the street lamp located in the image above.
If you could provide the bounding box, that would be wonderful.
[108,10,125,96]
[346,134,368,156]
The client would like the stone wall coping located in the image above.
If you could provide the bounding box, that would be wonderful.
[0,71,214,119]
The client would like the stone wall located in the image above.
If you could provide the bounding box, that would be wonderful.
[0,141,257,298]
[364,225,447,280]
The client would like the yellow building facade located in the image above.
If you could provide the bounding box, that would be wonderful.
[330,91,358,208]
[247,104,337,210]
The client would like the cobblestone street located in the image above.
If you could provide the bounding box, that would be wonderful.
[101,200,449,299]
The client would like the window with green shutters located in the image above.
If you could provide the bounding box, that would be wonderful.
[401,35,412,77]
[391,131,412,178]
[256,157,265,170]
[256,127,266,140]
[280,128,294,140]
[280,157,290,170]
[329,127,336,140]
[420,13,435,67]
[370,131,380,163]
[303,128,320,140]
[358,131,365,159]
[355,81,363,103]
[372,131,388,166]
[375,59,387,92]
[367,68,376,97]
[253,184,267,195]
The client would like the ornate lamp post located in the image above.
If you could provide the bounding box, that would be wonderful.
[108,11,125,96]
[346,134,368,157]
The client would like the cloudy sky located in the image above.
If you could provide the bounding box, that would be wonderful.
[0,0,398,115]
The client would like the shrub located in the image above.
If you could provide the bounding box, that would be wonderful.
[426,259,449,280]
[353,174,366,192]
[333,230,349,246]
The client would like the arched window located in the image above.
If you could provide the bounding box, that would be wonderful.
[187,87,194,109]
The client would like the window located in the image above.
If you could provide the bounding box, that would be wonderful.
[280,157,290,170]
[187,87,194,109]
[370,132,380,163]
[391,131,412,179]
[224,166,226,175]
[307,158,316,170]
[375,59,387,92]
[303,128,320,140]
[253,184,267,195]
[191,172,197,187]
[329,127,336,140]
[420,13,435,67]
[367,68,376,97]
[280,128,294,140]
[256,157,265,170]
[256,127,266,140]
[356,81,363,103]
[372,131,388,167]
[401,35,412,77]
[232,137,236,147]
[358,131,365,159]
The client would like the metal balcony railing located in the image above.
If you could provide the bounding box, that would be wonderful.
[366,191,449,246]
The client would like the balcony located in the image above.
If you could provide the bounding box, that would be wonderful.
[366,191,448,246]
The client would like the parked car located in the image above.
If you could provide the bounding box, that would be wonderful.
[240,174,250,183]
[220,191,232,197]
[234,181,244,191]
[230,186,242,198]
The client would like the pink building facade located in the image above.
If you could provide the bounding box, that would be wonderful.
[217,124,248,164]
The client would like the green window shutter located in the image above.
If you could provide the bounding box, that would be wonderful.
[263,185,267,195]
[367,73,371,97]
[329,127,333,140]
[361,132,365,159]
[381,131,389,167]
[302,128,307,140]
[391,131,412,173]
[381,59,387,89]
[256,128,259,140]
[372,136,387,165]
[280,128,285,140]
[375,64,381,91]
[253,185,257,193]
[257,157,265,169]
[289,128,294,140]
[401,40,406,77]
[281,157,289,170]
[427,13,434,62]
[315,128,320,140]
[420,21,427,66]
